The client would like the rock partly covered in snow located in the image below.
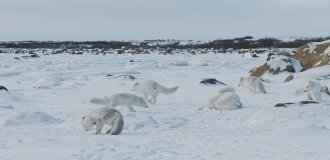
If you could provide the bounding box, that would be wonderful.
[249,55,303,77]
[293,40,330,70]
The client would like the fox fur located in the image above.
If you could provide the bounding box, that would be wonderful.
[82,108,124,135]
[239,76,266,94]
[90,93,149,112]
[132,80,179,104]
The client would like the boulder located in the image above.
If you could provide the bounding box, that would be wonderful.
[250,55,303,77]
[293,40,330,70]
[283,75,294,83]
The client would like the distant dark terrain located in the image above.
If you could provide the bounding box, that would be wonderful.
[1,36,330,49]
[0,36,329,55]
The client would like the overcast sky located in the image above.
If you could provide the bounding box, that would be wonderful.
[0,0,329,41]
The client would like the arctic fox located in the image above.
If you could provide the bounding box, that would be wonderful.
[239,76,266,94]
[90,93,149,112]
[199,86,243,110]
[82,108,124,135]
[306,80,322,102]
[131,80,179,104]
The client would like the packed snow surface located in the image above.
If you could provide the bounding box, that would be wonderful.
[0,52,330,160]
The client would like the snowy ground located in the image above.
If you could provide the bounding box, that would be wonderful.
[1,52,330,160]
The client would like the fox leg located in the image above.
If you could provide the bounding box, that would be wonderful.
[95,120,104,134]
[150,95,157,104]
[128,105,136,112]
[143,94,152,103]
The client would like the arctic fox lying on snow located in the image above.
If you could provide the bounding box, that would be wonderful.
[199,86,243,110]
[90,93,149,112]
[132,80,179,104]
[82,108,124,135]
[239,76,266,94]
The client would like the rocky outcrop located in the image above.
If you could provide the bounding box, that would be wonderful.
[249,55,303,77]
[293,40,330,70]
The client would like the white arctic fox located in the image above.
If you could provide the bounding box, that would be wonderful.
[90,93,149,112]
[199,86,243,110]
[239,76,266,94]
[131,80,179,104]
[295,80,322,102]
[82,108,124,135]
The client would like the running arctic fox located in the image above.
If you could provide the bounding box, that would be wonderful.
[90,93,149,112]
[199,86,243,110]
[239,76,266,94]
[82,108,124,135]
[132,80,179,104]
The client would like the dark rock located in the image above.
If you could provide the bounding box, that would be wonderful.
[200,78,226,85]
[0,86,9,92]
[283,75,294,83]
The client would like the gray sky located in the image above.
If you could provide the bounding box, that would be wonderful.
[0,0,329,41]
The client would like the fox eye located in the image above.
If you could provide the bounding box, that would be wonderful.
[82,116,85,120]
[93,122,96,125]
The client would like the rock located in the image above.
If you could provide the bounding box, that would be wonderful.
[0,86,9,92]
[293,40,330,70]
[283,75,294,83]
[200,78,226,85]
[250,55,303,77]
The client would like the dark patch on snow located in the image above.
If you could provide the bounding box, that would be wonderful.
[0,86,9,92]
[200,78,226,85]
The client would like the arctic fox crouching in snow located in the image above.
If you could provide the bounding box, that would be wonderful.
[199,86,243,111]
[239,76,266,94]
[131,80,179,104]
[82,108,124,135]
[306,80,322,102]
[90,93,149,112]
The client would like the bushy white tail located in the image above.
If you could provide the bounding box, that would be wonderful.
[90,97,109,106]
[109,115,124,135]
[157,85,179,94]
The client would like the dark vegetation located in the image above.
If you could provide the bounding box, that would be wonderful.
[1,36,329,49]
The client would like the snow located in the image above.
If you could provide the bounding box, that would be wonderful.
[0,52,330,160]
[1,111,63,126]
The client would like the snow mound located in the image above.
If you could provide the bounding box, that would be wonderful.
[124,113,159,131]
[162,117,189,129]
[170,60,189,66]
[32,77,62,89]
[1,111,63,126]
[124,61,168,70]
[246,110,274,125]
[189,59,210,66]
[0,91,20,108]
